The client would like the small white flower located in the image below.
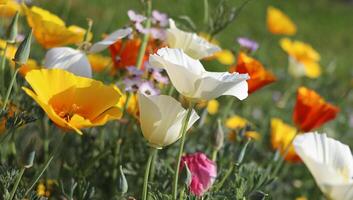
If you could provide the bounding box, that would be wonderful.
[293,132,353,200]
[149,47,249,101]
[138,93,199,148]
[166,19,221,59]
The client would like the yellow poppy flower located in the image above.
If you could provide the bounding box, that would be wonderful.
[117,93,139,119]
[88,54,111,72]
[214,50,235,65]
[270,118,300,162]
[206,99,219,115]
[0,0,20,17]
[24,6,88,48]
[245,131,261,140]
[22,69,123,135]
[267,6,297,35]
[19,59,40,76]
[280,38,321,78]
[225,115,248,129]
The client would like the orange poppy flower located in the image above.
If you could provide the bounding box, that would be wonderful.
[230,52,276,93]
[109,37,162,71]
[293,87,339,132]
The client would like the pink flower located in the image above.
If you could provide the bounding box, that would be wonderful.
[180,152,217,196]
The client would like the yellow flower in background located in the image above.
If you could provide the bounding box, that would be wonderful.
[0,39,17,59]
[225,115,248,129]
[19,59,40,76]
[267,6,297,35]
[88,54,111,72]
[206,99,219,115]
[37,179,55,197]
[245,131,261,140]
[22,69,123,135]
[0,0,20,17]
[118,93,139,119]
[24,6,89,48]
[295,197,307,200]
[280,38,321,78]
[271,118,300,162]
[214,50,235,65]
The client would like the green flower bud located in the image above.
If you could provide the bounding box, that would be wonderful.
[6,11,19,44]
[212,119,224,151]
[13,29,32,65]
[21,139,36,168]
[117,165,128,195]
[179,161,192,188]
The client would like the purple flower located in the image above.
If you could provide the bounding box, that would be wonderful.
[150,28,166,40]
[126,66,144,77]
[139,81,160,96]
[135,23,150,35]
[123,77,143,92]
[237,37,259,52]
[152,70,169,84]
[127,10,146,23]
[152,10,169,27]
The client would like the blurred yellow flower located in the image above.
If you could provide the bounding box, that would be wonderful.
[280,38,321,78]
[295,196,308,200]
[19,59,40,76]
[37,179,55,197]
[267,6,297,35]
[22,69,123,135]
[24,6,88,48]
[207,99,219,115]
[225,115,248,129]
[0,0,20,17]
[88,54,111,72]
[0,39,17,59]
[118,93,139,119]
[271,118,300,162]
[214,50,235,65]
[245,131,261,140]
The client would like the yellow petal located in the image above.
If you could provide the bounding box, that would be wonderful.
[214,50,235,65]
[303,61,321,79]
[206,99,219,115]
[225,115,248,129]
[267,6,297,35]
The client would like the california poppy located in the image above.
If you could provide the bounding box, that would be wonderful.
[22,69,123,134]
[267,6,297,35]
[293,87,339,132]
[230,52,276,93]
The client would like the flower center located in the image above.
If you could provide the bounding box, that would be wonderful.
[55,104,80,122]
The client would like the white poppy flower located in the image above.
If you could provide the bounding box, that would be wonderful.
[138,92,199,149]
[44,28,132,77]
[166,19,221,59]
[149,47,249,101]
[293,132,353,200]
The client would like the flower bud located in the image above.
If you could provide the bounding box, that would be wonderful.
[117,165,128,195]
[179,161,192,187]
[21,139,36,168]
[6,11,19,43]
[237,139,251,164]
[13,29,32,65]
[212,119,224,151]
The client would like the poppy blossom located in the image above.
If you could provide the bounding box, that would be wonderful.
[293,87,339,132]
[230,52,276,93]
[267,6,297,35]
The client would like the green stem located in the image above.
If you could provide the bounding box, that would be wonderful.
[179,187,185,200]
[203,0,209,25]
[136,0,152,69]
[172,103,194,200]
[142,148,158,200]
[9,167,25,200]
[211,149,218,162]
[0,42,8,97]
[1,67,19,111]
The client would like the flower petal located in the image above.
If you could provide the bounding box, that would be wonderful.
[88,27,132,53]
[44,47,92,77]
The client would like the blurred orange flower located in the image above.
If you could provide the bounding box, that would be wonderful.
[24,6,88,48]
[109,37,161,71]
[22,69,123,135]
[293,87,339,132]
[267,6,297,35]
[271,118,300,162]
[230,52,276,93]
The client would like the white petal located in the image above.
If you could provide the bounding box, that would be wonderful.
[193,71,249,100]
[149,48,204,97]
[321,183,353,200]
[166,19,221,59]
[88,27,132,53]
[138,93,199,148]
[44,47,92,78]
[294,132,353,198]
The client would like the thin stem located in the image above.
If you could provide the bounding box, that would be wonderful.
[1,67,19,111]
[0,42,8,97]
[136,0,152,69]
[203,0,209,25]
[172,103,194,200]
[142,148,158,200]
[179,187,185,200]
[211,149,218,162]
[9,167,25,200]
